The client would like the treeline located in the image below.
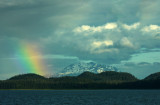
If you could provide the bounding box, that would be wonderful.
[0,71,160,89]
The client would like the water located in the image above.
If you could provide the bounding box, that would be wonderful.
[0,90,160,105]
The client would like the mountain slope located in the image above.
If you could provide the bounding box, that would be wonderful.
[1,71,160,89]
[98,71,137,81]
[144,72,160,80]
[8,73,46,80]
[77,71,138,82]
[59,62,118,76]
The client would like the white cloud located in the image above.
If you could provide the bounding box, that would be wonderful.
[77,25,91,32]
[120,37,134,48]
[73,22,118,34]
[104,23,117,29]
[142,25,160,32]
[90,40,116,54]
[92,41,102,48]
[122,22,140,30]
[92,40,113,48]
[74,22,160,36]
[103,40,114,46]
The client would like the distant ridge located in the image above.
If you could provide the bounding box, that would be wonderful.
[78,71,96,78]
[144,72,160,80]
[0,71,160,89]
[59,62,118,76]
[78,71,137,82]
[8,73,46,80]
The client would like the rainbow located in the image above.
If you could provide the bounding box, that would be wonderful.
[15,41,48,76]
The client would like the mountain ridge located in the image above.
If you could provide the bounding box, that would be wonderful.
[0,71,160,89]
[8,73,46,80]
[59,62,118,76]
[144,72,160,80]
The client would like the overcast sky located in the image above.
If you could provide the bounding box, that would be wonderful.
[0,0,160,79]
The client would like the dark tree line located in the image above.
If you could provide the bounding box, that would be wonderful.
[0,71,160,89]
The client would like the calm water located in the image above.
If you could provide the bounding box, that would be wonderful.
[0,90,160,105]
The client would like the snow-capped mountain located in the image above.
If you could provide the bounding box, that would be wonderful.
[59,62,118,76]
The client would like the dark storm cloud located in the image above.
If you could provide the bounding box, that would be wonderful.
[0,0,160,79]
[1,0,160,62]
[0,0,90,39]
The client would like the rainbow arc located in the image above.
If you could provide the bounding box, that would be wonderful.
[16,42,48,76]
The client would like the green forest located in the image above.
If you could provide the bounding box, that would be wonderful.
[0,71,160,89]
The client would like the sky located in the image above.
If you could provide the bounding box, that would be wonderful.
[0,0,160,79]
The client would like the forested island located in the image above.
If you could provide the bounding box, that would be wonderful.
[0,71,160,89]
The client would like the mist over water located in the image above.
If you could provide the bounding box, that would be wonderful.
[0,90,160,105]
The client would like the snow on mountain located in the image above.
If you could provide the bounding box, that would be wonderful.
[59,62,118,76]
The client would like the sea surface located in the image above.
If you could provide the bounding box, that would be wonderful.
[0,90,160,105]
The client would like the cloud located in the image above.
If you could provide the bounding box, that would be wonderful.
[139,0,160,24]
[0,0,91,39]
[0,0,35,7]
[91,48,119,54]
[154,33,160,39]
[104,23,118,29]
[3,54,79,60]
[1,0,160,79]
[122,22,140,30]
[142,24,160,32]
[90,40,116,54]
[73,22,118,34]
[120,62,160,79]
[124,62,136,67]
[120,37,134,48]
[138,62,151,66]
[123,50,160,64]
[38,20,160,65]
[92,40,113,48]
